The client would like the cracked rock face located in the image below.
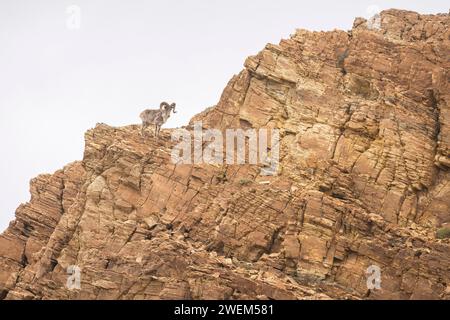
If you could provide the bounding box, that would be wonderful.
[1,9,449,300]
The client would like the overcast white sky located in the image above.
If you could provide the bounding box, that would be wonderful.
[0,1,447,232]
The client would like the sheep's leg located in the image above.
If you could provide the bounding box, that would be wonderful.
[141,122,147,137]
[154,124,159,137]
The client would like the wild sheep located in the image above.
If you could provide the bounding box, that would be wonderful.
[140,102,177,137]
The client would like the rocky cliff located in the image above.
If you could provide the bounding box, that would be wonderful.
[1,9,449,300]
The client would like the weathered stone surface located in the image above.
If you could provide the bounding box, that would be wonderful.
[0,9,449,300]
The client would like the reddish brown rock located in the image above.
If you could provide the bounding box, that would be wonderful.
[0,9,449,300]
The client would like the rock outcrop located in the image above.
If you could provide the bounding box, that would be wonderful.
[1,9,449,300]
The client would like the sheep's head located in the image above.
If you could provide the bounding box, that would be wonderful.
[160,102,177,113]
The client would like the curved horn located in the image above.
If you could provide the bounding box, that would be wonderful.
[160,102,170,110]
[171,103,177,113]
